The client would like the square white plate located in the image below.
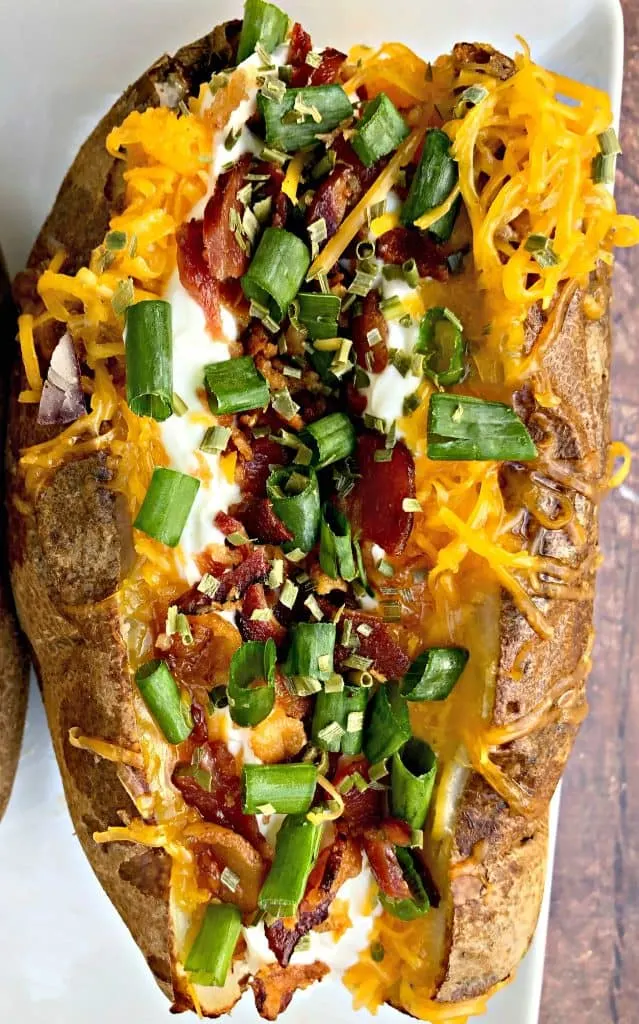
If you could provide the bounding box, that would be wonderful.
[0,1,624,1022]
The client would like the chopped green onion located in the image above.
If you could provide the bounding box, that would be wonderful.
[185,903,242,987]
[341,686,369,755]
[391,738,437,829]
[316,717,345,751]
[266,464,320,552]
[111,277,135,316]
[174,763,212,792]
[363,685,412,764]
[524,233,560,269]
[209,685,228,710]
[416,306,465,386]
[279,578,299,608]
[402,498,421,513]
[227,639,276,727]
[271,387,300,421]
[598,127,622,155]
[319,503,357,582]
[325,673,345,693]
[308,218,328,258]
[258,85,353,153]
[200,425,232,454]
[453,85,489,119]
[400,647,469,701]
[106,230,127,251]
[312,684,368,753]
[133,468,200,548]
[135,660,192,744]
[379,848,430,921]
[242,763,318,814]
[125,300,173,421]
[290,676,323,696]
[300,413,356,469]
[284,621,336,681]
[258,814,323,918]
[220,867,240,892]
[427,394,537,462]
[242,227,311,322]
[204,355,268,415]
[172,392,188,416]
[592,153,618,185]
[352,92,409,168]
[401,128,460,241]
[297,291,341,340]
[304,594,324,620]
[371,942,385,962]
[237,0,288,63]
[402,259,420,288]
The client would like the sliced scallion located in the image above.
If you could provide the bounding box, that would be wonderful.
[363,685,412,764]
[133,468,200,548]
[416,307,465,387]
[236,0,288,64]
[242,227,311,322]
[352,93,409,168]
[125,300,173,421]
[266,464,321,552]
[400,647,469,701]
[391,738,437,829]
[284,621,336,681]
[427,394,537,462]
[185,903,242,987]
[319,503,357,582]
[300,412,356,469]
[258,85,353,153]
[204,355,268,415]
[258,814,323,918]
[242,763,318,815]
[227,638,276,727]
[379,847,430,921]
[401,128,460,240]
[312,685,369,754]
[135,660,192,744]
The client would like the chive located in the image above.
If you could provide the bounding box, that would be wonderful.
[524,233,560,269]
[371,942,385,962]
[279,578,299,608]
[319,503,357,582]
[598,127,622,155]
[227,639,276,727]
[236,0,288,63]
[105,230,127,251]
[299,413,356,470]
[284,622,336,681]
[125,300,173,421]
[221,867,240,892]
[242,227,311,322]
[363,685,412,764]
[242,763,318,814]
[400,647,469,701]
[379,847,430,921]
[402,259,420,289]
[416,307,465,387]
[401,129,460,240]
[185,903,242,987]
[111,278,135,316]
[259,814,323,918]
[198,573,220,598]
[258,85,353,152]
[341,686,370,755]
[271,388,300,422]
[453,84,489,118]
[200,425,232,454]
[174,763,213,792]
[291,676,323,696]
[135,660,192,744]
[391,738,437,829]
[352,92,409,168]
[266,465,320,552]
[311,149,337,180]
[204,355,268,415]
[427,394,537,462]
[133,468,199,548]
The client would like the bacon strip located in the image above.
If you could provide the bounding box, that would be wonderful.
[238,583,288,645]
[176,219,222,334]
[306,166,362,240]
[203,154,252,279]
[237,436,290,497]
[376,225,449,281]
[348,432,416,555]
[230,497,293,545]
[335,608,410,679]
[362,830,413,900]
[352,290,389,372]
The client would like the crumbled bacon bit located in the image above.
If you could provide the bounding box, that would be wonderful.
[346,379,368,417]
[362,829,413,900]
[334,608,410,679]
[165,612,241,689]
[274,672,310,720]
[190,702,209,745]
[203,154,252,280]
[176,219,222,334]
[376,226,449,281]
[237,436,290,497]
[238,584,288,645]
[347,433,416,555]
[215,548,271,602]
[230,497,293,545]
[215,510,247,539]
[306,166,362,240]
[251,962,329,1020]
[352,290,389,372]
[288,23,346,87]
[332,757,383,832]
[271,191,291,230]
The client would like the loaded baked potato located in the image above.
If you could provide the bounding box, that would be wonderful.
[0,248,28,820]
[6,1,638,1019]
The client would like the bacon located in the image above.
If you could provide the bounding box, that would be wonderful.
[376,226,449,281]
[244,321,278,359]
[214,510,247,539]
[203,154,252,280]
[266,835,362,966]
[238,583,288,645]
[230,497,293,545]
[306,166,361,240]
[237,436,290,496]
[173,740,268,856]
[214,547,271,602]
[381,817,414,846]
[362,830,413,900]
[332,757,383,832]
[251,963,329,1021]
[346,379,368,417]
[190,702,209,745]
[274,671,310,721]
[289,23,346,88]
[352,290,389,372]
[331,135,381,192]
[288,21,312,71]
[165,612,241,689]
[271,191,291,229]
[176,219,222,333]
[347,432,416,555]
[335,608,410,679]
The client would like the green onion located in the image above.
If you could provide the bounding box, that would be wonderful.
[242,763,318,814]
[297,291,341,340]
[401,129,460,240]
[391,738,437,829]
[236,0,288,63]
[258,85,353,152]
[284,622,336,681]
[341,686,370,755]
[204,355,268,415]
[453,85,489,119]
[242,227,311,321]
[266,465,321,552]
[200,425,232,454]
[363,685,412,764]
[311,685,368,754]
[279,578,299,608]
[379,848,430,921]
[185,903,242,987]
[133,468,200,548]
[352,92,409,168]
[427,394,537,462]
[598,127,622,155]
[592,154,618,185]
[524,233,560,269]
[106,230,127,251]
[258,814,323,918]
[319,503,357,582]
[209,685,228,710]
[125,300,173,420]
[174,763,213,792]
[416,307,465,386]
[135,660,192,744]
[300,413,356,469]
[400,647,469,701]
[227,639,276,727]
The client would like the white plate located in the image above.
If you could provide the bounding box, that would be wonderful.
[0,1,623,1021]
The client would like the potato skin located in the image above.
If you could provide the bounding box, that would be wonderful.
[5,20,611,1018]
[0,249,29,821]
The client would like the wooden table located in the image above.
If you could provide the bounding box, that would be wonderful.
[540,3,639,1021]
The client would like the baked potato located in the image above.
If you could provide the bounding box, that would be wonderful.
[0,247,28,821]
[6,2,638,1019]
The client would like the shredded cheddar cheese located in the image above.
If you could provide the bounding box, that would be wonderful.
[68,727,144,768]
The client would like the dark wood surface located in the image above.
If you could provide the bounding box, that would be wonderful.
[540,3,639,1021]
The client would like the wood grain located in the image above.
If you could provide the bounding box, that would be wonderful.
[539,3,639,1021]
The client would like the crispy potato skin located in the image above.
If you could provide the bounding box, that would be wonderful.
[5,23,611,1017]
[0,250,29,821]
